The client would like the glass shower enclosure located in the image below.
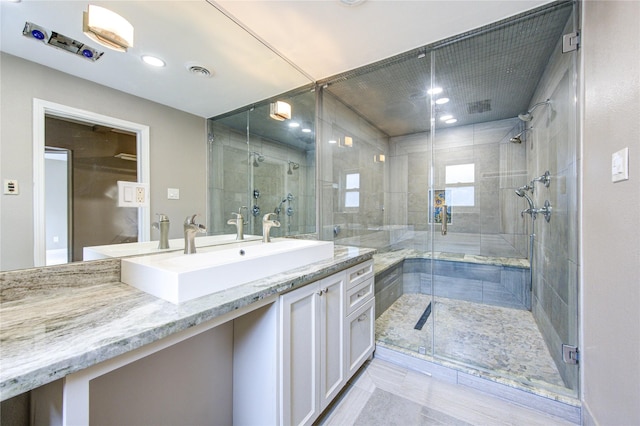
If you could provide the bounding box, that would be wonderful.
[318,0,579,399]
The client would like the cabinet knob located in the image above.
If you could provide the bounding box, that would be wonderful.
[357,314,368,322]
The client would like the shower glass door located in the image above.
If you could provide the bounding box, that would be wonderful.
[429,2,579,398]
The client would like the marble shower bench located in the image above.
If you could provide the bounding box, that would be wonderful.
[372,249,531,317]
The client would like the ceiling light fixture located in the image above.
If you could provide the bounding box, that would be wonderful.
[270,101,291,121]
[289,122,300,128]
[435,97,450,105]
[439,114,453,121]
[427,87,443,95]
[83,4,133,52]
[445,118,458,124]
[142,55,165,67]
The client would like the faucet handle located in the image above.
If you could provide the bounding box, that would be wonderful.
[263,212,277,222]
[185,214,199,225]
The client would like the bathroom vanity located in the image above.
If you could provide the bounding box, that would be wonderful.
[0,245,375,425]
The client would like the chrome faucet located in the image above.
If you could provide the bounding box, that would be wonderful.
[262,213,280,243]
[227,207,247,240]
[184,214,206,254]
[152,213,170,249]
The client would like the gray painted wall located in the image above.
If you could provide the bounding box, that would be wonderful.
[0,53,207,271]
[582,1,640,424]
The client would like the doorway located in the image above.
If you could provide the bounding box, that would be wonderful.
[33,99,150,266]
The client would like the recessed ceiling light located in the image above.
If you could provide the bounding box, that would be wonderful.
[435,97,450,105]
[141,55,165,67]
[445,118,458,124]
[328,139,338,144]
[302,128,312,133]
[427,87,443,95]
[440,114,453,121]
[289,122,300,128]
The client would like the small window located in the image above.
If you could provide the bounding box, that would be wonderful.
[446,164,475,207]
[344,173,360,209]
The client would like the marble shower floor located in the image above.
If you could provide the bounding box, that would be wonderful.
[375,293,567,392]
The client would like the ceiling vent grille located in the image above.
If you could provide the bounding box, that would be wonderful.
[467,99,492,114]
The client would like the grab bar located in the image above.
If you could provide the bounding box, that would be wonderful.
[441,205,448,235]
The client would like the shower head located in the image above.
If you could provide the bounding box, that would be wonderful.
[509,128,533,144]
[518,99,551,122]
[287,161,299,175]
[251,152,264,167]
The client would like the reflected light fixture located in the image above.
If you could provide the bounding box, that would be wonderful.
[269,101,291,121]
[374,154,386,163]
[427,87,443,95]
[83,4,133,52]
[435,97,450,105]
[340,136,353,148]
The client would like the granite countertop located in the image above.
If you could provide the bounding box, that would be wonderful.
[0,245,375,401]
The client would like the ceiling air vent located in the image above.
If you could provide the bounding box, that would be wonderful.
[188,65,212,78]
[467,99,492,114]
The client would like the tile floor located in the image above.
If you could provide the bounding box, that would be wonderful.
[375,293,569,393]
[318,358,577,425]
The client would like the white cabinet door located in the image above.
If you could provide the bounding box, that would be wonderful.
[280,271,346,426]
[280,282,320,426]
[346,298,375,377]
[318,273,345,408]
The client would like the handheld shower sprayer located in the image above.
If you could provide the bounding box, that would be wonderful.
[518,99,551,122]
[515,186,535,213]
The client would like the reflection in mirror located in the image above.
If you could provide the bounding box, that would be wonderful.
[0,1,314,271]
[45,117,138,265]
[208,87,317,238]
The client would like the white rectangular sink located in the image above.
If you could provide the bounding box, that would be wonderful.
[121,239,335,303]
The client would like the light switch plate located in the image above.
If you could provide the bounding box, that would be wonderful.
[118,181,149,207]
[167,188,180,200]
[612,147,629,183]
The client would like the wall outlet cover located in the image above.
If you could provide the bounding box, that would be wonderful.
[118,181,149,207]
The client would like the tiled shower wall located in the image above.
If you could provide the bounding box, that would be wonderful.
[388,118,530,258]
[319,89,531,260]
[207,120,315,237]
[525,14,579,390]
[318,91,390,244]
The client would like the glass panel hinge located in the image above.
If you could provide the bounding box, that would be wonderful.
[563,32,580,53]
[562,344,579,364]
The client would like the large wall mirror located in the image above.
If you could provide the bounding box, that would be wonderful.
[0,1,313,272]
[208,87,317,239]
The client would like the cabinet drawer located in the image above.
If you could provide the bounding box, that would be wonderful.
[346,278,374,316]
[345,260,374,289]
[346,298,375,376]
